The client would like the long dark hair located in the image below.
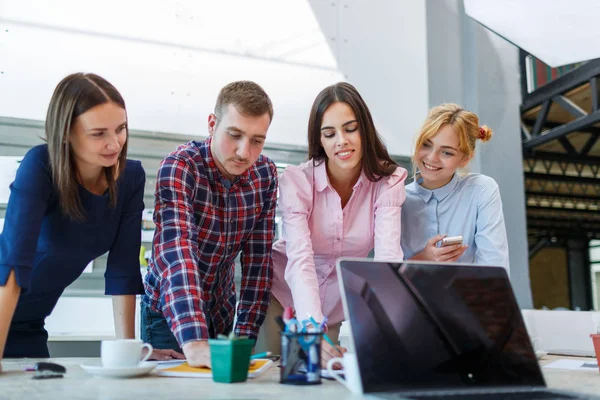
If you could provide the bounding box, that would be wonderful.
[45,73,128,221]
[307,82,397,181]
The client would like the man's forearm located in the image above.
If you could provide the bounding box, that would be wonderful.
[0,270,21,360]
[112,295,136,339]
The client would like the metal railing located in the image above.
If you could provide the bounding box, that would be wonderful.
[523,52,586,94]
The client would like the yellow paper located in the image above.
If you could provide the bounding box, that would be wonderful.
[156,359,272,378]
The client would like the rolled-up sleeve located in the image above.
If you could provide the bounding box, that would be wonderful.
[153,156,208,345]
[373,167,407,261]
[104,161,145,295]
[474,181,510,272]
[280,166,324,323]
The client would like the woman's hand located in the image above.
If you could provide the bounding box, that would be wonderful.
[414,234,468,262]
[320,341,346,368]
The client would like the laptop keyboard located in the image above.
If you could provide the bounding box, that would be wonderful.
[388,390,579,400]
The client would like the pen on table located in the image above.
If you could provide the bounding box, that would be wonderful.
[306,313,338,350]
[251,351,272,360]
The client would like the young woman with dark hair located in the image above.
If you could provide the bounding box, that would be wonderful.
[257,82,407,365]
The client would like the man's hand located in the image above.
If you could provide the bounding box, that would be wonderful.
[413,234,468,262]
[145,348,186,361]
[320,341,346,368]
[182,340,211,368]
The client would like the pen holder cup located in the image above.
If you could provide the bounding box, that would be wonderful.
[208,337,255,383]
[280,331,322,385]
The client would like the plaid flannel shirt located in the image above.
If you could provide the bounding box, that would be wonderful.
[143,138,277,346]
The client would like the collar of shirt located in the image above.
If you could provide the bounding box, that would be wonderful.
[314,160,367,192]
[201,137,249,186]
[414,172,460,203]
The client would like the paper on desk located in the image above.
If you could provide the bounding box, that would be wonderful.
[155,359,186,365]
[155,359,272,378]
[543,359,598,371]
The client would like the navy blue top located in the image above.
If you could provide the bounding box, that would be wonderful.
[0,144,145,323]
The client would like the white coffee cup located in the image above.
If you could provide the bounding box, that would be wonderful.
[338,321,355,353]
[101,339,153,368]
[531,336,542,351]
[326,352,363,394]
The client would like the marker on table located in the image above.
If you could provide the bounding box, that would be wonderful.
[250,351,272,360]
[306,313,337,349]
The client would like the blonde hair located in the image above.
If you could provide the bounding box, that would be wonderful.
[412,103,492,174]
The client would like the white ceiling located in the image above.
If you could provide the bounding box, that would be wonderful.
[0,0,344,146]
[464,0,600,68]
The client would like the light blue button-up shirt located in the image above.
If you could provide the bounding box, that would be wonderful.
[401,173,509,271]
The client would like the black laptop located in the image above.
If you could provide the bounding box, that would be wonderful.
[336,258,597,400]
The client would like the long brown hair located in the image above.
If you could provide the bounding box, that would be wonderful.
[45,73,128,221]
[307,82,397,181]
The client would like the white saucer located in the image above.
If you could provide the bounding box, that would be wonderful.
[535,350,548,359]
[81,362,156,378]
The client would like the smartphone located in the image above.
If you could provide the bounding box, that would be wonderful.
[441,235,463,247]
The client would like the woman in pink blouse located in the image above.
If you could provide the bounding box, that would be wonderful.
[256,82,407,363]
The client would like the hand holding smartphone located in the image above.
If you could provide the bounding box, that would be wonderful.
[440,235,463,247]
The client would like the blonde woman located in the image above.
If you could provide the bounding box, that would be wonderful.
[401,103,509,270]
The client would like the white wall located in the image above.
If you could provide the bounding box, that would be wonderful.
[473,25,532,308]
[310,0,430,156]
[0,0,428,156]
[425,0,532,308]
[45,297,117,338]
[0,0,344,147]
[523,309,599,356]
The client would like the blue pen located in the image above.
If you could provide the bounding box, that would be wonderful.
[250,351,271,360]
[306,313,337,349]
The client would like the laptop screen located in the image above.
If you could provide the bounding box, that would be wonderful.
[337,259,546,393]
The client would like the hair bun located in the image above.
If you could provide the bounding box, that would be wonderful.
[478,125,493,142]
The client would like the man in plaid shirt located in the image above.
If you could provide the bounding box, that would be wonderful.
[141,81,278,367]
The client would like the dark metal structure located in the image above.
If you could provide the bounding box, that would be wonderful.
[520,52,600,309]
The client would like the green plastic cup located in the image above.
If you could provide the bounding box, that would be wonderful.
[208,338,255,383]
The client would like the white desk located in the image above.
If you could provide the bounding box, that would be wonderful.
[1,355,599,399]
